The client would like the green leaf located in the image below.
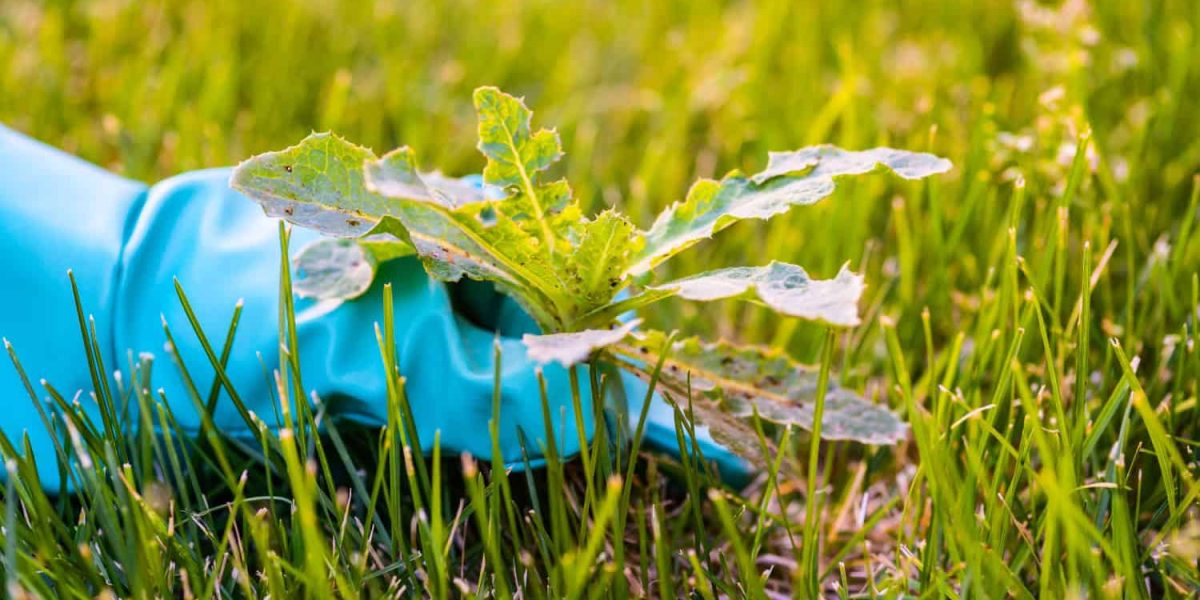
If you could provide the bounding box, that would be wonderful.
[364,151,569,329]
[230,132,390,237]
[649,262,864,327]
[474,87,563,188]
[363,146,488,208]
[575,288,677,331]
[360,237,417,263]
[366,96,634,328]
[617,332,907,446]
[231,132,488,237]
[628,145,952,275]
[291,238,414,301]
[563,210,641,310]
[473,86,565,250]
[293,239,371,301]
[368,212,563,330]
[522,320,642,367]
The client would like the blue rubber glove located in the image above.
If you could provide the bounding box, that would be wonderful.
[0,125,750,492]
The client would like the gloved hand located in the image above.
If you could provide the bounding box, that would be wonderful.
[0,125,750,492]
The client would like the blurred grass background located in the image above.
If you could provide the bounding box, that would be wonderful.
[2,1,1200,595]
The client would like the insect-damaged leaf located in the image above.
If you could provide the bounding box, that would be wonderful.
[365,102,635,329]
[474,87,570,251]
[230,132,390,237]
[616,332,907,447]
[523,320,642,367]
[676,398,776,474]
[649,262,865,327]
[231,133,486,237]
[363,146,489,208]
[291,238,413,301]
[474,87,563,189]
[628,145,952,276]
[562,210,641,309]
[364,151,568,330]
[749,146,953,184]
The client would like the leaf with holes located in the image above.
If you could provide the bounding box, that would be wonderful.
[232,133,487,237]
[474,86,570,249]
[230,132,390,237]
[648,261,865,327]
[615,332,907,446]
[233,87,948,463]
[362,142,575,330]
[628,146,951,276]
[561,210,642,311]
[363,94,643,329]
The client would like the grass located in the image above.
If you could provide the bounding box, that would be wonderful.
[1,0,1199,596]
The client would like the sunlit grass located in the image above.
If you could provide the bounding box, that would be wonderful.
[1,0,1198,597]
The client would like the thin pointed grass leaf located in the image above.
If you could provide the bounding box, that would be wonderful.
[5,340,76,491]
[204,301,243,414]
[522,320,642,367]
[170,284,255,433]
[616,332,907,448]
[629,146,951,276]
[649,262,865,327]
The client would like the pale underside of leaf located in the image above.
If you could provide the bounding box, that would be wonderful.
[229,132,389,237]
[523,320,642,367]
[370,213,525,290]
[750,146,953,184]
[368,207,563,331]
[363,151,543,291]
[615,332,908,447]
[364,128,576,330]
[363,146,487,208]
[231,132,488,238]
[291,237,415,302]
[649,261,865,327]
[291,239,377,301]
[628,145,952,276]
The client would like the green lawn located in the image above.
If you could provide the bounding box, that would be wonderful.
[2,0,1199,597]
